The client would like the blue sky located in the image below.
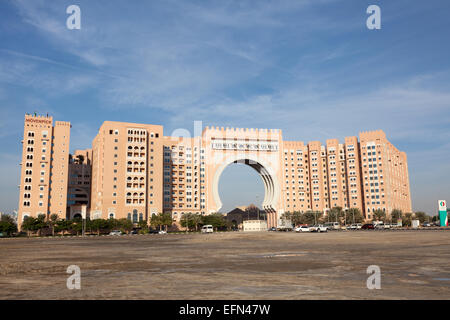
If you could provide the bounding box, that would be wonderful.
[0,0,449,215]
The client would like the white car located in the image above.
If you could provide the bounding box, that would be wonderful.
[109,230,122,236]
[324,222,340,230]
[348,223,362,230]
[295,225,311,232]
[158,230,167,234]
[201,225,214,233]
[310,224,328,233]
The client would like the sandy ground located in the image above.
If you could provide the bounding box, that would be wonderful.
[0,230,449,300]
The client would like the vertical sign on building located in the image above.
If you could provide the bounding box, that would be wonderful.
[438,200,448,227]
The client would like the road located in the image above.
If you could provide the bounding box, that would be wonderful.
[0,230,449,299]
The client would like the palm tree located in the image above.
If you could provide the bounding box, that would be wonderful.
[347,208,363,224]
[191,214,202,231]
[372,209,386,222]
[391,209,403,223]
[49,214,59,236]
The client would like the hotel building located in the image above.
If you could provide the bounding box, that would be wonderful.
[18,114,71,221]
[17,114,412,228]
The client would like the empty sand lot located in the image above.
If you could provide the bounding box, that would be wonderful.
[0,230,449,299]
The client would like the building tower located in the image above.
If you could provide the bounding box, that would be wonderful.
[18,114,71,225]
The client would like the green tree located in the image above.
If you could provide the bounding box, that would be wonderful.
[150,213,162,230]
[150,213,173,231]
[48,214,59,236]
[327,207,343,224]
[290,211,304,226]
[391,209,403,223]
[117,218,134,233]
[347,208,364,224]
[70,217,83,235]
[0,215,17,236]
[190,214,202,231]
[403,212,413,227]
[21,216,38,236]
[303,211,323,225]
[161,212,173,231]
[180,213,196,231]
[21,214,48,236]
[201,213,227,231]
[372,209,386,222]
[414,211,428,223]
[87,219,109,235]
[138,219,149,233]
[36,214,48,236]
[55,219,73,236]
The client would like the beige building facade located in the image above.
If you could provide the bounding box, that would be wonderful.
[18,114,71,224]
[18,115,413,228]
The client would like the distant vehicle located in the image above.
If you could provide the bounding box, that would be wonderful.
[149,229,159,234]
[268,227,277,232]
[361,224,375,230]
[383,223,391,229]
[130,230,138,235]
[201,225,214,233]
[0,232,4,238]
[158,230,167,234]
[109,230,122,236]
[310,224,328,233]
[295,225,311,232]
[348,223,362,230]
[422,222,431,227]
[324,222,340,230]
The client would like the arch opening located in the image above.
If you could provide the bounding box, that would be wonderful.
[212,154,280,218]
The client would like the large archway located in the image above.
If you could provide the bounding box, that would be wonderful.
[211,154,281,228]
[218,161,264,212]
[203,127,284,228]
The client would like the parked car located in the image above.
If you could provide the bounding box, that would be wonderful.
[268,227,277,232]
[149,229,159,234]
[324,222,340,230]
[361,223,375,230]
[310,224,328,233]
[201,225,214,233]
[158,230,167,234]
[295,225,311,232]
[130,230,138,235]
[109,230,122,236]
[422,222,431,227]
[375,223,386,230]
